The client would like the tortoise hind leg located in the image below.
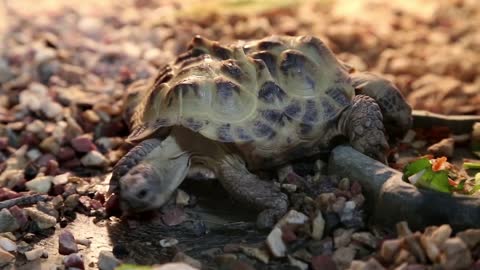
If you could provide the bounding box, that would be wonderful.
[351,72,412,140]
[218,158,288,229]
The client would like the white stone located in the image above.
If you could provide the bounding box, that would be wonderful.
[41,101,63,119]
[26,149,42,161]
[160,238,179,248]
[26,176,53,193]
[266,227,286,257]
[0,237,16,252]
[274,210,309,229]
[311,212,325,240]
[52,173,70,186]
[24,247,45,261]
[175,190,190,206]
[81,151,108,167]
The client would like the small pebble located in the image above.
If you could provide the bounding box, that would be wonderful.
[25,176,53,193]
[0,236,17,252]
[24,207,56,229]
[24,247,45,261]
[98,250,121,270]
[311,211,325,240]
[175,190,190,206]
[0,209,19,233]
[160,238,179,248]
[71,135,97,153]
[0,246,14,265]
[59,230,78,255]
[266,227,287,257]
[63,253,85,269]
[80,151,108,167]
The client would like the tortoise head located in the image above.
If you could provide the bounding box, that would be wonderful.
[115,138,191,214]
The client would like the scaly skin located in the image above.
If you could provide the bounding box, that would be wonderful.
[217,157,288,229]
[351,72,412,140]
[341,95,389,163]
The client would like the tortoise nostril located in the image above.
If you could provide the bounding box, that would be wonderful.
[136,189,148,199]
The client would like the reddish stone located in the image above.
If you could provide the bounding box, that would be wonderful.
[46,160,59,175]
[59,230,78,255]
[36,154,57,167]
[57,147,76,161]
[63,253,84,269]
[281,224,298,243]
[350,181,362,195]
[161,206,186,226]
[62,158,81,169]
[9,205,28,228]
[0,188,20,201]
[93,192,105,203]
[89,199,102,210]
[0,137,8,150]
[70,135,96,153]
[311,255,337,270]
[20,132,39,146]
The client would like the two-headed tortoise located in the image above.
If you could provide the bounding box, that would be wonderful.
[109,35,412,228]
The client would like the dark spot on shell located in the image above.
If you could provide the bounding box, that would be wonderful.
[212,43,231,60]
[280,50,309,76]
[322,99,337,119]
[326,86,350,106]
[252,121,276,138]
[261,109,285,126]
[175,48,205,64]
[235,127,253,141]
[284,101,301,119]
[258,81,286,103]
[302,100,318,124]
[184,118,203,131]
[251,51,277,77]
[178,54,209,68]
[217,124,233,141]
[221,60,244,81]
[147,86,162,107]
[299,36,331,59]
[300,124,313,135]
[171,81,200,97]
[257,40,284,51]
[215,79,241,102]
[167,96,174,107]
[154,65,172,85]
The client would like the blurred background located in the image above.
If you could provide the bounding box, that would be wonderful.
[0,0,479,116]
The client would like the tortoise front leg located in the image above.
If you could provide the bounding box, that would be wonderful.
[340,95,389,163]
[218,158,288,229]
[351,72,412,140]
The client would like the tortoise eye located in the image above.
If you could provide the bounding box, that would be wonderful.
[136,189,148,199]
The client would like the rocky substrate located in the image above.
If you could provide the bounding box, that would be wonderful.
[0,0,479,269]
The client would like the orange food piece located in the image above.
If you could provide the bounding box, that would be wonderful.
[448,178,457,187]
[432,157,447,171]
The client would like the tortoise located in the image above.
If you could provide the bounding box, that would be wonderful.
[109,35,412,228]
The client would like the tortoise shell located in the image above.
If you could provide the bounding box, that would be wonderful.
[128,35,355,151]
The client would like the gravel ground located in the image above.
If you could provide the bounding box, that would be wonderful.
[0,0,479,269]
